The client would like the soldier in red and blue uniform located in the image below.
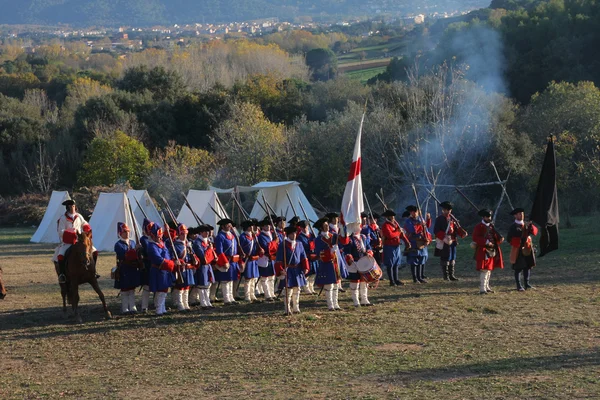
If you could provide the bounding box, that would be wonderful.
[192,224,216,309]
[381,210,411,286]
[314,218,349,311]
[114,222,141,314]
[275,226,310,314]
[170,223,198,311]
[507,208,539,291]
[214,218,243,306]
[325,212,349,289]
[139,218,154,312]
[344,223,374,307]
[404,205,432,284]
[257,218,279,302]
[274,216,286,242]
[239,219,261,303]
[434,202,468,281]
[297,220,318,294]
[362,212,383,268]
[146,224,177,315]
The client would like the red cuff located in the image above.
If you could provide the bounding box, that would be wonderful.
[274,261,284,276]
[301,258,310,274]
[367,250,373,257]
[510,237,521,248]
[338,235,350,245]
[530,225,539,236]
[216,253,229,267]
[161,259,175,272]
[345,254,354,265]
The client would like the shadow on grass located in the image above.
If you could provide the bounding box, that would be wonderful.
[0,297,322,340]
[379,349,600,383]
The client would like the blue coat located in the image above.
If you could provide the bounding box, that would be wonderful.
[240,232,260,279]
[192,238,214,287]
[344,234,372,281]
[314,234,341,286]
[214,230,240,282]
[257,231,276,277]
[404,217,429,263]
[276,240,308,288]
[146,240,174,292]
[297,231,318,276]
[114,239,141,290]
[139,235,151,286]
[171,239,196,287]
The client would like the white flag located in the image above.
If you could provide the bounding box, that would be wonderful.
[340,111,365,227]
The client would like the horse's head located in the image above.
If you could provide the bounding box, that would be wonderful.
[77,232,93,267]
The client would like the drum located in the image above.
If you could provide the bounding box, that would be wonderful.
[356,256,383,283]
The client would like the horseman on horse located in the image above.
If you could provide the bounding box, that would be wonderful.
[52,199,98,284]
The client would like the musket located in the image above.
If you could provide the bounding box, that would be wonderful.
[132,196,149,220]
[209,198,246,263]
[363,193,383,245]
[160,194,178,225]
[231,192,250,220]
[159,211,184,285]
[454,187,480,213]
[422,187,468,238]
[375,192,389,210]
[411,184,431,245]
[181,192,206,226]
[285,189,299,218]
[126,197,141,244]
[297,197,317,237]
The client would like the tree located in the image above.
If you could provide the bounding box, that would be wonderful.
[117,65,185,101]
[212,102,285,186]
[305,48,338,81]
[78,131,151,188]
[517,81,600,214]
[145,142,216,206]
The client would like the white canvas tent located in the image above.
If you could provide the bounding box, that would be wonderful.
[30,191,71,243]
[210,181,319,224]
[177,190,229,229]
[89,193,137,252]
[127,190,162,227]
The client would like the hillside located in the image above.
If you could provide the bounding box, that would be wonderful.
[0,0,491,26]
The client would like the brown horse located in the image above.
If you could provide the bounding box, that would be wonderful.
[0,266,6,299]
[60,231,112,323]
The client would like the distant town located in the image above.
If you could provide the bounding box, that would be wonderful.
[0,8,474,54]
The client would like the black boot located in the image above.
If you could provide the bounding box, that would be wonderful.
[524,269,534,289]
[387,266,396,286]
[515,270,524,291]
[418,264,427,283]
[411,265,419,283]
[58,258,67,283]
[441,261,449,281]
[448,261,459,281]
[93,251,100,279]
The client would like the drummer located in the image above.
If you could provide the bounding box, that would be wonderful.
[344,222,374,307]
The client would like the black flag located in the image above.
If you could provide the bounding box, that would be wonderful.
[530,136,559,257]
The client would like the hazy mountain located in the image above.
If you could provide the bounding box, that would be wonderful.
[0,0,491,26]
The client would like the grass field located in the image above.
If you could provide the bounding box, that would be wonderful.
[345,66,388,84]
[1,218,599,399]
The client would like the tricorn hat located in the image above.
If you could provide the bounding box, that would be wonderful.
[440,201,453,210]
[360,211,368,218]
[284,226,297,235]
[288,216,300,226]
[405,205,418,213]
[382,209,396,218]
[62,199,75,207]
[198,224,213,233]
[218,218,234,226]
[401,211,410,218]
[478,209,493,217]
[313,218,329,231]
[510,208,525,215]
[325,212,339,219]
[241,219,255,230]
[297,220,308,229]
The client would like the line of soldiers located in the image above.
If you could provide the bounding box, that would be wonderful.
[107,202,540,315]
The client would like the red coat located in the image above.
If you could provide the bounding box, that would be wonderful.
[472,222,504,271]
[381,220,410,247]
